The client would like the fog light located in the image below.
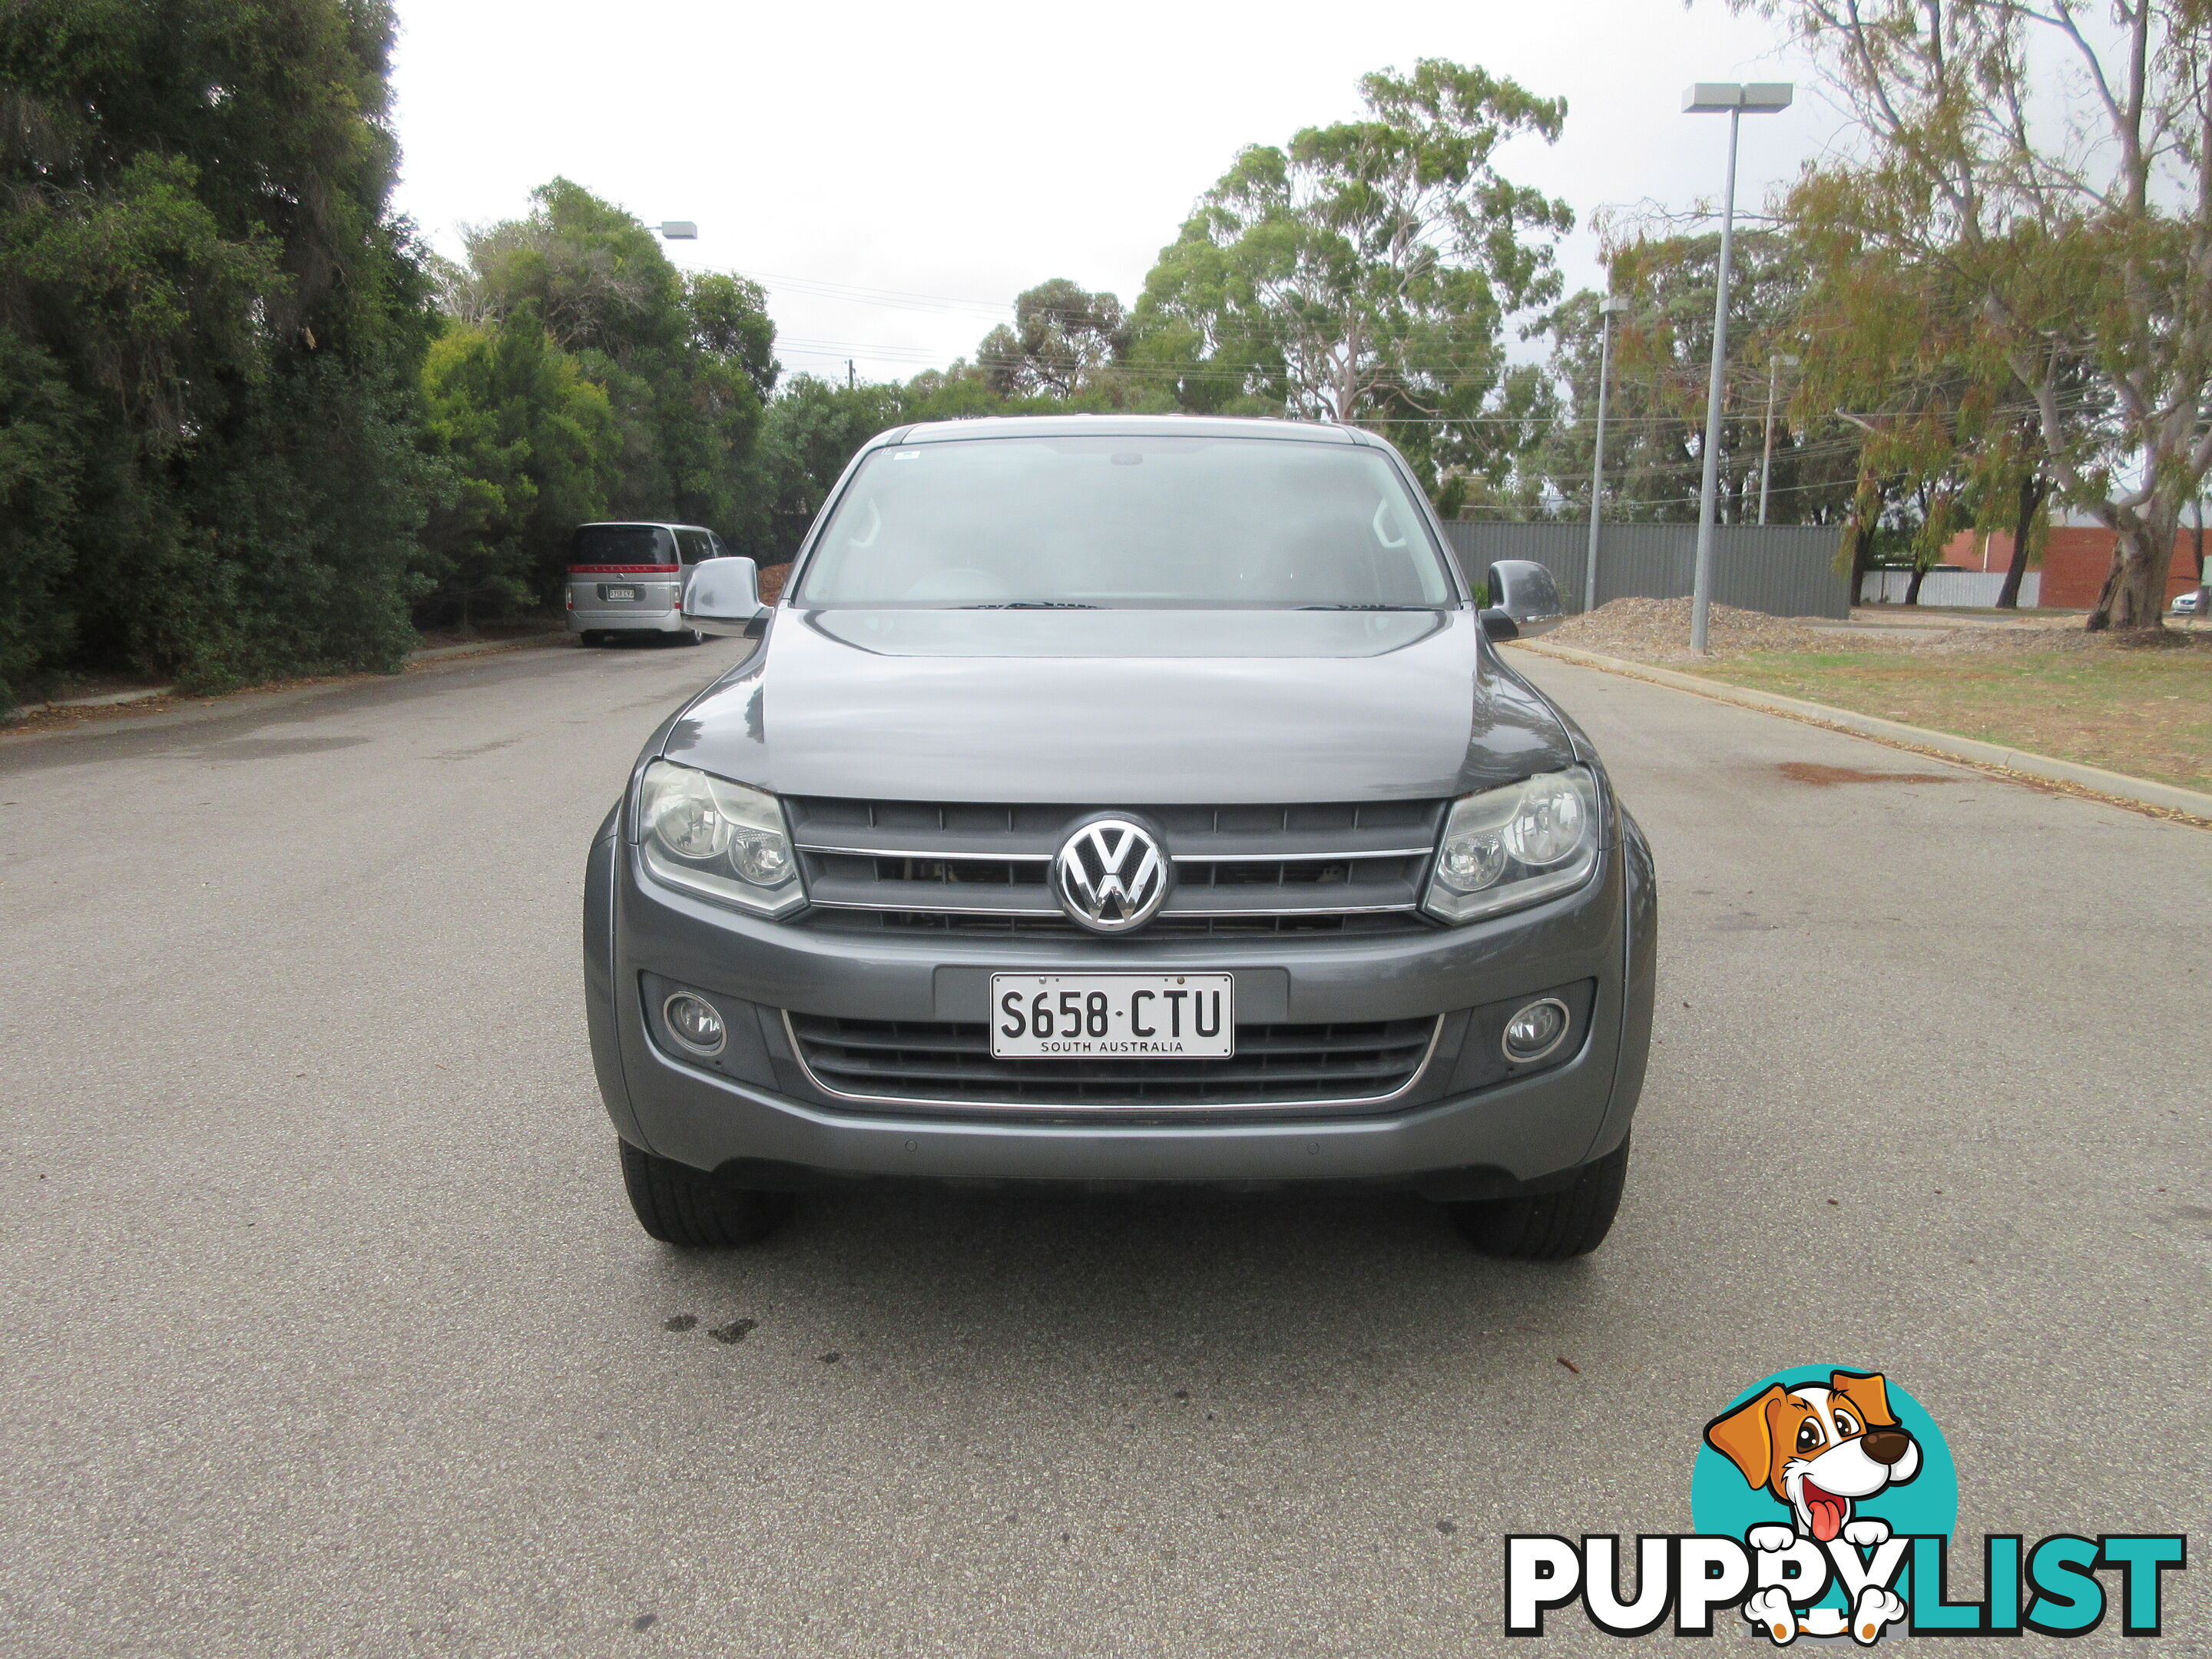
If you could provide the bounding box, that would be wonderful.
[663,992,727,1056]
[1502,998,1571,1064]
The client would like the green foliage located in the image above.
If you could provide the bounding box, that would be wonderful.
[1754,0,2212,629]
[0,0,438,706]
[416,309,620,623]
[978,280,1129,399]
[1536,233,1858,528]
[1785,162,2085,594]
[1131,59,1575,502]
[439,180,777,552]
[0,332,82,702]
[733,376,912,563]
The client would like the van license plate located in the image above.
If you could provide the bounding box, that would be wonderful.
[604,584,637,601]
[989,974,1234,1058]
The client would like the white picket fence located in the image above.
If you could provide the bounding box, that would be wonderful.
[1858,570,2042,608]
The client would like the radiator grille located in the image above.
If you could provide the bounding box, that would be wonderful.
[786,1012,1439,1109]
[786,796,1445,934]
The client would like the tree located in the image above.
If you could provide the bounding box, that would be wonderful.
[1538,231,1861,525]
[1993,470,2051,609]
[0,0,437,704]
[1756,0,2212,632]
[1132,59,1575,501]
[416,308,620,624]
[734,376,912,564]
[445,180,778,540]
[1787,139,2101,607]
[978,280,1129,398]
[0,333,82,707]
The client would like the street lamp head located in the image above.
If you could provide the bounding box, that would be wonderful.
[1599,295,1633,319]
[1682,81,1793,114]
[657,220,699,240]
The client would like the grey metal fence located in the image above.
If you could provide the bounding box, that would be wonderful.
[1439,522,1852,620]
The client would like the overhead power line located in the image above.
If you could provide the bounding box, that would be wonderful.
[738,269,1015,318]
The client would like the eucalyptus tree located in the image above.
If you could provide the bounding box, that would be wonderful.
[1755,0,2212,631]
[1133,59,1575,497]
[979,280,1130,399]
[1541,231,1859,525]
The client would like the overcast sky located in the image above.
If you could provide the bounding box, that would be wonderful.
[388,0,1844,386]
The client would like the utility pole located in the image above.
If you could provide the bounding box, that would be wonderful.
[1584,295,1631,614]
[1758,353,1798,525]
[1683,82,1792,653]
[846,359,856,392]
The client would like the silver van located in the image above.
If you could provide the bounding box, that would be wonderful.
[566,522,727,644]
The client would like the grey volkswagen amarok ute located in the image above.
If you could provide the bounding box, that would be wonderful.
[582,416,1656,1259]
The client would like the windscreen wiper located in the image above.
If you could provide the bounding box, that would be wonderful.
[960,601,1100,609]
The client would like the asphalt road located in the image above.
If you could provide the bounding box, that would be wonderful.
[1,637,2205,1657]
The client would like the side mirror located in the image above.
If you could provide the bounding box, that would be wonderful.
[682,556,767,637]
[1486,559,1565,637]
[1480,607,1521,643]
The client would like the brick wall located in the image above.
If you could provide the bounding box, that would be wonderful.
[1941,527,2204,608]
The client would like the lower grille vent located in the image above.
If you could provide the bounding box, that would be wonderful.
[786,1013,1437,1109]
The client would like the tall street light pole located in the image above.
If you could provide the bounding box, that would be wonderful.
[1758,352,1799,525]
[1584,294,1631,614]
[1683,82,1792,652]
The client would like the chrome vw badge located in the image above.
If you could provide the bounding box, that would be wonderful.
[1052,818,1170,934]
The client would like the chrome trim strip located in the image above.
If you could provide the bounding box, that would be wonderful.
[1175,848,1432,863]
[794,845,1432,864]
[797,844,1055,861]
[780,1009,1445,1115]
[803,897,1423,918]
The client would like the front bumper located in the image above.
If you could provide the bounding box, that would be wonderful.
[584,814,1656,1195]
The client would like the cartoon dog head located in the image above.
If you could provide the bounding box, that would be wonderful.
[1704,1371,1922,1542]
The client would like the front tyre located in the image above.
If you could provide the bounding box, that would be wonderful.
[618,1140,792,1247]
[1450,1138,1628,1260]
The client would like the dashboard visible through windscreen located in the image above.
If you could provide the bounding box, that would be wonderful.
[792,435,1458,609]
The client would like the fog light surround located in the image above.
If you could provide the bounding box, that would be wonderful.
[662,992,727,1057]
[1501,997,1571,1064]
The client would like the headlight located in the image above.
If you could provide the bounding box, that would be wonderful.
[636,760,804,917]
[1422,767,1600,925]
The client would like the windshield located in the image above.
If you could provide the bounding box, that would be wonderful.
[792,435,1458,608]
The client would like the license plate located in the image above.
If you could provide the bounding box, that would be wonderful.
[990,973,1235,1058]
[604,584,638,601]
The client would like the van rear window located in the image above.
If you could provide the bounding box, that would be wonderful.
[571,526,675,568]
